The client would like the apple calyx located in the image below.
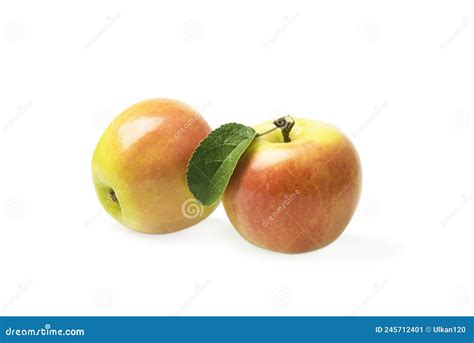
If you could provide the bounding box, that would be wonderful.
[109,189,118,203]
[256,115,295,142]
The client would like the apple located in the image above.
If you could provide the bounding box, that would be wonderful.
[222,118,361,253]
[92,99,218,233]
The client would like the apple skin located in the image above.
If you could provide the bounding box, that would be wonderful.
[92,99,218,233]
[222,118,361,253]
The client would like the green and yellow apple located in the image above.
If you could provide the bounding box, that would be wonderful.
[222,118,361,253]
[92,99,218,233]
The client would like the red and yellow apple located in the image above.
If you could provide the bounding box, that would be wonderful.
[92,99,218,233]
[222,118,361,253]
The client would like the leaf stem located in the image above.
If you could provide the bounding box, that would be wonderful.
[255,126,279,137]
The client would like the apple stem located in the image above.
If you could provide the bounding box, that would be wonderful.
[256,116,295,143]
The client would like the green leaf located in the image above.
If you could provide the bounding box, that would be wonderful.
[186,123,257,206]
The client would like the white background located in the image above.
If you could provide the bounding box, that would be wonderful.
[0,0,473,316]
